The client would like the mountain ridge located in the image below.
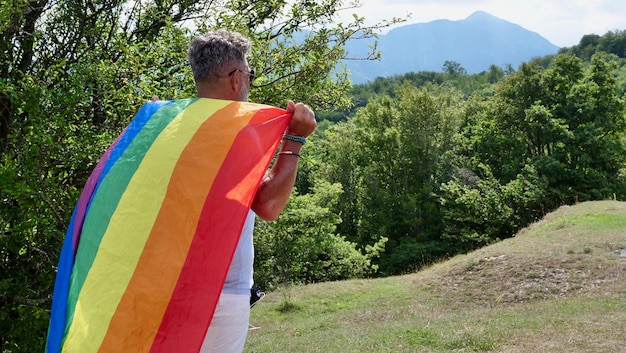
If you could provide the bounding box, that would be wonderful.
[343,11,560,84]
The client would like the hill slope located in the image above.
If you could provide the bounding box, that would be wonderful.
[343,11,560,84]
[247,201,626,352]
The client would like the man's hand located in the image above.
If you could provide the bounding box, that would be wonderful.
[251,100,316,221]
[285,100,316,137]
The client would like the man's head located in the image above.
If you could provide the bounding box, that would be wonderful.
[188,29,253,101]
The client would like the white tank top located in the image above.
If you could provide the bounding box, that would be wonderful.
[222,210,255,294]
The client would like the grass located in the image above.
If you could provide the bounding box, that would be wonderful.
[245,201,626,352]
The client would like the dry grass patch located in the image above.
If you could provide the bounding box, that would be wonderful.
[417,201,626,307]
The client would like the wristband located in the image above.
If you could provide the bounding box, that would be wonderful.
[279,151,300,157]
[283,134,307,145]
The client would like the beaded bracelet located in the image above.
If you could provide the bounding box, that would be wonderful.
[282,134,307,145]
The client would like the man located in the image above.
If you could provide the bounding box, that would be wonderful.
[188,29,316,352]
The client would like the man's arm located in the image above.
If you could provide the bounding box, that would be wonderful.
[251,101,316,221]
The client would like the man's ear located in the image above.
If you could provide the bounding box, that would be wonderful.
[228,71,241,96]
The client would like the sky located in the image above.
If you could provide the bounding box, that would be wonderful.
[336,0,626,47]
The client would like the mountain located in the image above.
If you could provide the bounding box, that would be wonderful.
[342,11,560,84]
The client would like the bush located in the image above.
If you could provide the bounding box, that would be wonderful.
[253,180,385,290]
[438,164,547,253]
[378,239,452,276]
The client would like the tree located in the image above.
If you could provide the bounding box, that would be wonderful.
[559,30,626,60]
[487,64,505,83]
[253,180,384,289]
[442,60,467,76]
[597,30,626,58]
[1,0,398,350]
[463,53,626,209]
[314,84,464,274]
[438,164,547,253]
[559,52,626,200]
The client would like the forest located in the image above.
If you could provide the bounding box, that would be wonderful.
[2,0,626,351]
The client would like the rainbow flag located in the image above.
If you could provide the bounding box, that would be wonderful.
[46,98,290,353]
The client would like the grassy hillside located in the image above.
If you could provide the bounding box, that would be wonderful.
[245,201,626,353]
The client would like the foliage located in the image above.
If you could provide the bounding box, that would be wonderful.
[1,0,395,351]
[560,29,626,60]
[376,238,452,276]
[313,84,464,274]
[253,180,385,290]
[317,62,507,123]
[463,53,626,208]
[312,50,625,275]
[438,164,547,253]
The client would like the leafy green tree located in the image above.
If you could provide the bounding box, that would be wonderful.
[559,53,626,200]
[253,180,384,290]
[1,0,396,350]
[443,52,625,251]
[566,34,602,60]
[315,84,464,274]
[442,60,467,76]
[463,53,626,209]
[597,30,626,58]
[438,163,547,252]
[560,29,626,60]
[486,64,505,83]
